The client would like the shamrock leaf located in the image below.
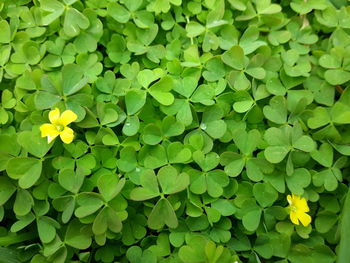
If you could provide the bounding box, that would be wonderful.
[62,64,88,96]
[17,130,52,158]
[97,174,125,202]
[264,125,315,164]
[200,105,227,139]
[130,170,160,201]
[263,96,288,124]
[157,166,190,195]
[222,45,245,70]
[148,76,174,105]
[0,20,11,43]
[286,168,311,195]
[148,198,178,229]
[65,219,92,250]
[125,89,147,115]
[0,176,16,206]
[64,7,90,37]
[167,142,192,164]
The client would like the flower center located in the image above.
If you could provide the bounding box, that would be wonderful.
[55,124,64,132]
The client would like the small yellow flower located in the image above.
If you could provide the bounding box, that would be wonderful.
[40,108,77,144]
[287,194,312,227]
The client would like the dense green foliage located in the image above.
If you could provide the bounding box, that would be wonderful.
[0,0,350,262]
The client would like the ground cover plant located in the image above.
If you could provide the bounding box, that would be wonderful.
[1,0,350,262]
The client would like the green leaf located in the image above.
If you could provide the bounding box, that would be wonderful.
[62,64,88,96]
[13,189,33,216]
[0,176,16,206]
[319,54,341,69]
[313,168,340,191]
[58,169,84,194]
[173,77,198,98]
[137,24,159,46]
[34,91,61,110]
[286,168,311,195]
[266,78,286,96]
[125,89,147,115]
[65,219,92,249]
[203,119,227,139]
[143,145,168,169]
[264,146,290,163]
[162,116,185,137]
[157,166,189,194]
[186,21,205,38]
[193,151,219,172]
[329,142,350,156]
[142,124,162,145]
[206,170,229,198]
[0,247,21,263]
[37,216,56,243]
[123,115,140,136]
[263,96,287,124]
[107,2,130,23]
[6,157,42,189]
[106,207,122,233]
[310,143,333,167]
[137,69,160,88]
[130,170,160,201]
[239,26,266,54]
[92,208,108,235]
[0,134,20,156]
[233,129,260,155]
[224,157,245,177]
[116,146,137,172]
[338,187,350,263]
[293,136,316,152]
[148,198,178,229]
[245,67,266,79]
[97,174,125,202]
[307,107,330,129]
[221,45,245,70]
[178,235,207,263]
[253,183,278,208]
[211,199,236,216]
[17,131,52,158]
[315,214,337,234]
[64,8,89,37]
[232,91,255,113]
[246,159,265,182]
[0,20,11,43]
[324,69,350,85]
[167,142,192,164]
[148,76,174,105]
[331,102,350,124]
[256,0,281,14]
[75,194,104,218]
[242,206,262,231]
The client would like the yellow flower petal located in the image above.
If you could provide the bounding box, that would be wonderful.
[49,108,60,124]
[298,212,312,227]
[40,123,60,143]
[290,211,299,225]
[59,110,77,126]
[287,194,312,226]
[40,123,59,137]
[60,127,74,144]
[294,196,310,213]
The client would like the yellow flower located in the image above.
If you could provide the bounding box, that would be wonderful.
[287,194,312,227]
[40,108,77,144]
